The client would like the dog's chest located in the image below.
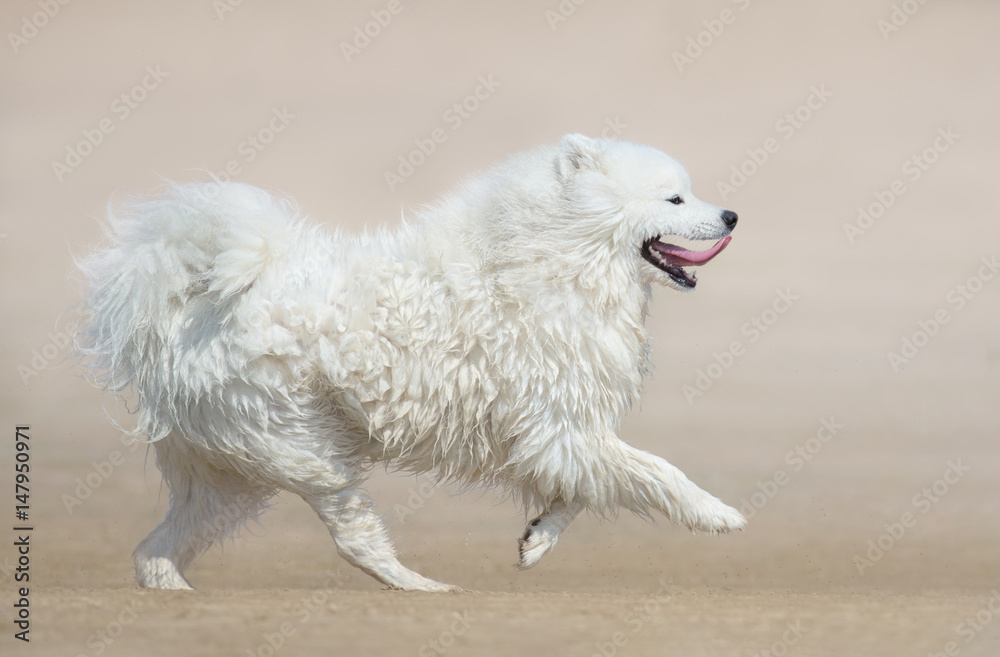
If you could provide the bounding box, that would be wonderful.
[318,261,649,469]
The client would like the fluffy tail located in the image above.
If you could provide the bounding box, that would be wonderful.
[75,181,300,440]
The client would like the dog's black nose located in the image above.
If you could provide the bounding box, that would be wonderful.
[721,210,738,228]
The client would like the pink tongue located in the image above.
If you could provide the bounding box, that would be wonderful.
[650,235,731,267]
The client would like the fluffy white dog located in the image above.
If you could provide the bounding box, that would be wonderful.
[77,134,745,592]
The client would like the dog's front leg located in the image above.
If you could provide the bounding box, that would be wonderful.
[611,440,747,533]
[517,498,584,569]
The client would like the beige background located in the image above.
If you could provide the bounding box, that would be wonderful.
[2,1,999,655]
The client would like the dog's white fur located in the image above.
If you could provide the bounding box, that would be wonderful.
[77,134,745,592]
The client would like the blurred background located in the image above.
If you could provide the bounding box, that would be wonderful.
[2,1,998,655]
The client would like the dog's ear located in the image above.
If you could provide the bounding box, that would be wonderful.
[556,133,603,179]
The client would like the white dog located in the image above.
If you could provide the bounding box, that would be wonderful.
[77,134,745,592]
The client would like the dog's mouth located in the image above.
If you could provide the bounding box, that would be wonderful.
[640,235,732,288]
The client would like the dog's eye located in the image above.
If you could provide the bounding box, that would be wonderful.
[667,196,684,205]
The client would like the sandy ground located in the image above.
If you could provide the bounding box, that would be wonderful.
[2,1,1000,655]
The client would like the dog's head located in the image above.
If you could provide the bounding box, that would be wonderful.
[556,133,737,291]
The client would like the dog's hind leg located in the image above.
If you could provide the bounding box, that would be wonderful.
[268,449,460,592]
[517,499,584,570]
[299,483,461,592]
[133,439,270,590]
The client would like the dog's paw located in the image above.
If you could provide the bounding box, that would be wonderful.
[693,499,747,534]
[517,519,559,570]
[134,556,196,590]
[389,582,465,593]
[385,573,464,593]
[421,581,465,593]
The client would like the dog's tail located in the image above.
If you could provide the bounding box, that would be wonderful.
[74,181,300,440]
